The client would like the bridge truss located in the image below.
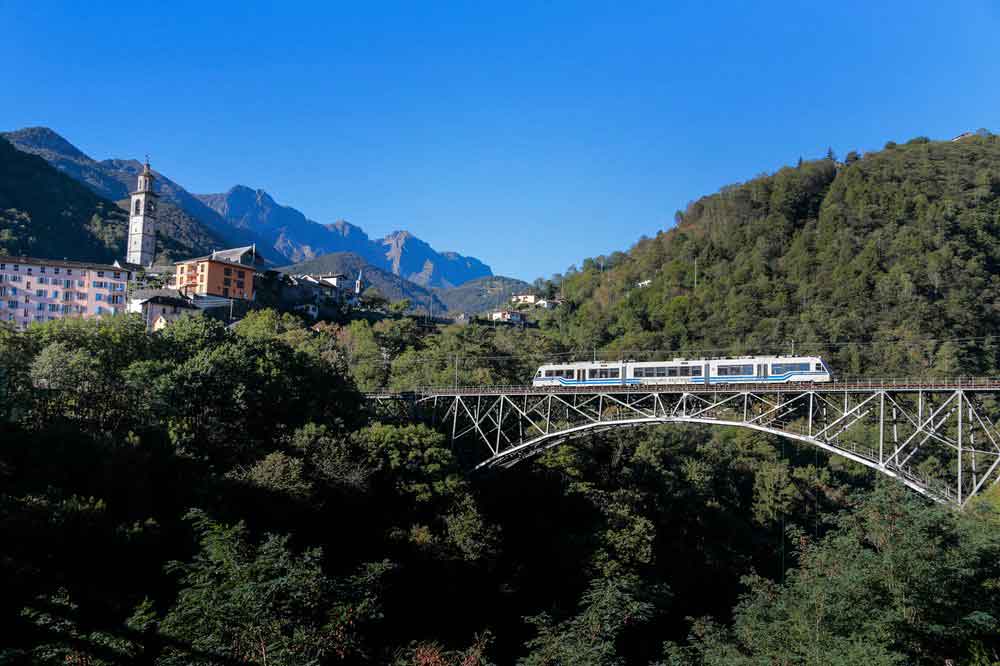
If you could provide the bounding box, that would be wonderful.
[369,381,1000,507]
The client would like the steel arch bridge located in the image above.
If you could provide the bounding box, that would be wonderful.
[368,379,1000,507]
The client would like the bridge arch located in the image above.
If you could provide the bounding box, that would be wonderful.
[369,381,1000,507]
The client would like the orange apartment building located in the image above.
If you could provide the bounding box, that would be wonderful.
[174,246,259,300]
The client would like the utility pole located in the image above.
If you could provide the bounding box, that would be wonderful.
[694,257,698,291]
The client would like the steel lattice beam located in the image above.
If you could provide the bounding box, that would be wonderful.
[366,382,1000,507]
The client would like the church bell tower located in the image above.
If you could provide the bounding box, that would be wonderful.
[127,159,158,267]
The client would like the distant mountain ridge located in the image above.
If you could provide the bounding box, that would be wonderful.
[2,127,493,287]
[197,186,492,287]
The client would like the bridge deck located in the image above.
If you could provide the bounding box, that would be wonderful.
[369,378,1000,400]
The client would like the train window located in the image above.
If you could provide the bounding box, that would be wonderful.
[654,367,666,377]
[667,367,678,377]
[609,369,619,378]
[718,365,753,376]
[633,367,643,377]
[815,363,823,371]
[679,367,690,376]
[772,362,810,374]
[589,368,620,379]
[691,367,702,376]
[545,370,554,377]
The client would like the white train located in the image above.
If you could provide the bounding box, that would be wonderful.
[532,355,832,387]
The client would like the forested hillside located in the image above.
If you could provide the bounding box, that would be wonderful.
[434,275,533,314]
[535,134,1000,377]
[0,137,194,263]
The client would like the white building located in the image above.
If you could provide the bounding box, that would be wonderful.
[511,293,539,306]
[636,279,652,288]
[126,161,158,267]
[128,289,199,330]
[490,309,524,323]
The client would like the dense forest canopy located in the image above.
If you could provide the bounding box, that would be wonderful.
[3,135,1000,665]
[523,134,1000,379]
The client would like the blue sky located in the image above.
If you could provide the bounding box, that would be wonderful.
[2,1,998,280]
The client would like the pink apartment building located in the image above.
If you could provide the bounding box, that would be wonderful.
[0,256,134,330]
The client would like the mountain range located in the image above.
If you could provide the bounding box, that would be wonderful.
[1,127,493,288]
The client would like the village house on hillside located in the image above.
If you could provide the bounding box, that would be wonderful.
[172,246,262,301]
[511,292,561,310]
[127,289,200,330]
[270,272,359,320]
[490,309,525,323]
[0,256,135,330]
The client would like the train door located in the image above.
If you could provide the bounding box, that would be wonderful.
[577,368,585,383]
[703,363,710,384]
[757,363,768,381]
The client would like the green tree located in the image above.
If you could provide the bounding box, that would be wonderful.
[158,511,389,665]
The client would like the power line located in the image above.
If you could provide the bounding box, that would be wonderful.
[353,333,1000,367]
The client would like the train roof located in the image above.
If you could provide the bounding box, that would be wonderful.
[538,355,823,368]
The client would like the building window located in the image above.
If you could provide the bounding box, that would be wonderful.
[224,267,232,276]
[134,200,142,215]
[222,287,229,297]
[223,278,231,286]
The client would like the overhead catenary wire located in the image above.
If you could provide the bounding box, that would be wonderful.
[353,333,1000,368]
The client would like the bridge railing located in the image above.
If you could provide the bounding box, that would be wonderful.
[369,377,1000,397]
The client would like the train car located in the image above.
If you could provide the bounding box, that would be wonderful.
[532,356,832,387]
